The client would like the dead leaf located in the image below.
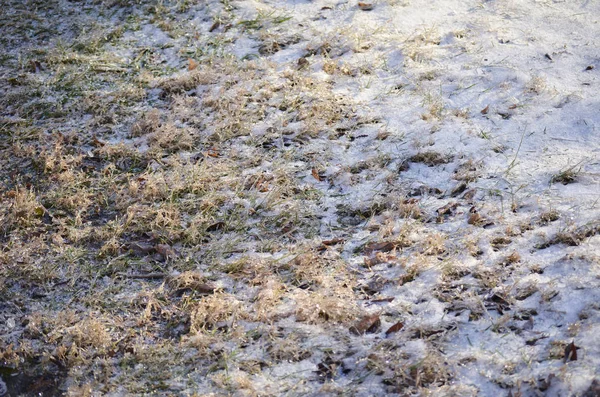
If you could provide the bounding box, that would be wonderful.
[364,242,395,255]
[437,202,458,216]
[564,341,578,362]
[182,282,216,294]
[584,379,600,396]
[29,60,42,73]
[156,244,176,260]
[468,212,483,225]
[315,355,341,381]
[349,314,381,335]
[450,182,468,197]
[385,321,404,335]
[206,221,225,232]
[129,241,155,255]
[188,58,198,71]
[358,2,373,10]
[370,297,394,303]
[206,148,219,158]
[322,238,345,246]
[92,136,105,147]
[311,168,323,181]
[538,374,555,392]
[298,57,309,69]
[481,105,489,114]
[463,189,477,201]
[209,21,221,32]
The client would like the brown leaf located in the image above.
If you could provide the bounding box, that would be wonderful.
[584,379,600,396]
[437,202,458,216]
[209,21,221,32]
[188,58,198,71]
[206,221,225,232]
[450,182,468,197]
[206,148,219,157]
[311,168,323,181]
[370,297,394,303]
[364,242,395,255]
[385,321,404,335]
[481,104,489,114]
[92,136,105,147]
[129,241,155,255]
[463,189,477,201]
[156,244,176,260]
[349,314,380,335]
[358,2,373,10]
[468,212,483,225]
[564,341,578,362]
[322,238,345,246]
[187,282,216,294]
[297,57,309,69]
[29,60,42,73]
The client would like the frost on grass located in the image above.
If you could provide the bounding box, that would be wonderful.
[1,0,600,395]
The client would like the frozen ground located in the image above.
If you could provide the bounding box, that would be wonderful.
[0,0,599,396]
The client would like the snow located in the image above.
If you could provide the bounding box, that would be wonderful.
[226,0,599,394]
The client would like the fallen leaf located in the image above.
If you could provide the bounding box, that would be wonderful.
[450,182,468,197]
[156,244,176,260]
[184,282,216,294]
[463,189,477,201]
[315,355,341,381]
[206,148,219,157]
[481,105,489,114]
[188,58,198,71]
[298,57,309,69]
[349,314,381,335]
[29,60,42,73]
[322,238,345,246]
[129,241,155,255]
[538,374,555,392]
[437,202,458,216]
[312,168,323,181]
[364,242,395,255]
[468,212,483,225]
[206,221,225,232]
[584,379,600,396]
[385,321,404,335]
[370,297,394,303]
[209,21,221,32]
[358,2,373,10]
[564,341,579,362]
[92,136,105,147]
